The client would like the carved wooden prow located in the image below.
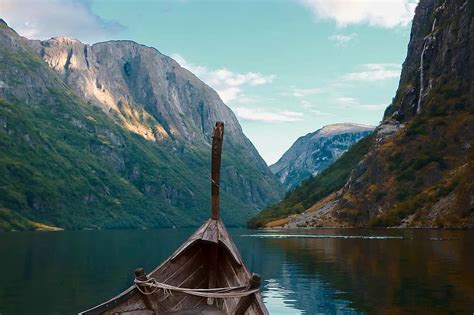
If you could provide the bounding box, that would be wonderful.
[211,121,224,220]
[208,122,224,306]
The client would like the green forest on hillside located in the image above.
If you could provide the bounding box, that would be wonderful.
[247,135,373,228]
[0,40,270,230]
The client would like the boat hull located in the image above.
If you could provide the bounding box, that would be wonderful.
[79,219,268,315]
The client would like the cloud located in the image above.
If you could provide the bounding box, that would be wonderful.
[298,100,333,116]
[281,86,322,98]
[172,54,275,103]
[329,33,357,45]
[300,0,419,28]
[309,109,332,116]
[335,96,386,111]
[341,63,401,81]
[301,100,315,109]
[360,104,387,111]
[0,0,124,43]
[234,107,304,123]
[335,96,360,107]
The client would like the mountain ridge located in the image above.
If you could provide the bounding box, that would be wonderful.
[249,0,474,229]
[270,123,374,190]
[0,19,284,230]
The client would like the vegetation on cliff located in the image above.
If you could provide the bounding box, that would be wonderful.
[247,135,373,228]
[0,21,283,230]
[249,0,474,229]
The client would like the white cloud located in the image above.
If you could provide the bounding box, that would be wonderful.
[361,104,387,111]
[0,0,124,43]
[300,101,332,116]
[335,96,386,111]
[281,86,322,98]
[329,33,357,45]
[291,87,322,97]
[309,109,332,116]
[335,96,360,107]
[300,0,419,28]
[341,63,401,81]
[231,94,277,105]
[234,107,304,123]
[301,100,315,109]
[172,54,275,103]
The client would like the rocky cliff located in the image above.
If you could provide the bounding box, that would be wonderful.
[0,19,284,230]
[270,123,373,190]
[251,0,474,229]
[27,37,248,147]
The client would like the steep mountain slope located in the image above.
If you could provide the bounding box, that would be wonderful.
[250,0,474,229]
[248,135,373,228]
[0,19,284,230]
[270,123,373,190]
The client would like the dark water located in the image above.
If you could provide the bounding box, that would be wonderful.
[0,228,473,314]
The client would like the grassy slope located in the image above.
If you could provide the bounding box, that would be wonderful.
[363,88,474,227]
[250,2,474,229]
[247,135,373,228]
[0,35,271,231]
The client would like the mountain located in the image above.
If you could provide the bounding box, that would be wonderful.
[270,123,374,190]
[0,19,284,231]
[249,0,474,229]
[247,135,373,228]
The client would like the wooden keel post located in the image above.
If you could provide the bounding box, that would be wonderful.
[208,121,224,305]
[211,121,224,220]
[134,268,156,313]
[232,273,261,315]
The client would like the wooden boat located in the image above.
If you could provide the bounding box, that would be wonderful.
[80,122,269,315]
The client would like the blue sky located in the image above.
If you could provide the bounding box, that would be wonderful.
[1,0,418,164]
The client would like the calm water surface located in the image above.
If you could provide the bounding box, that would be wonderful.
[0,228,473,314]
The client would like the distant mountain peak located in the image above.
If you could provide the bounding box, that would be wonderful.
[254,0,474,229]
[271,123,374,190]
[48,36,81,44]
[315,123,375,137]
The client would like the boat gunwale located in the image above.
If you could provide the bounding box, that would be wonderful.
[79,219,264,314]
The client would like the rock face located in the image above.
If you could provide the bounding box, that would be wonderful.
[27,36,282,206]
[0,19,284,230]
[251,0,474,229]
[270,123,374,190]
[331,0,474,228]
[27,37,247,146]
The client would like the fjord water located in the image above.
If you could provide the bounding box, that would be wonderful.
[0,229,473,314]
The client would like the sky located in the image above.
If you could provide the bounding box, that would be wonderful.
[0,0,419,164]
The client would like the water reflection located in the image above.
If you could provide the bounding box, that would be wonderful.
[241,229,474,314]
[262,278,303,315]
[0,228,472,314]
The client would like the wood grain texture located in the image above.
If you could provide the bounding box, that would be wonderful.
[79,220,268,315]
[79,122,267,315]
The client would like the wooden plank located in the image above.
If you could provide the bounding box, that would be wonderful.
[232,274,261,315]
[169,273,208,311]
[206,242,218,305]
[201,220,219,243]
[216,267,237,314]
[218,220,243,266]
[152,246,203,282]
[169,220,212,262]
[217,250,242,313]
